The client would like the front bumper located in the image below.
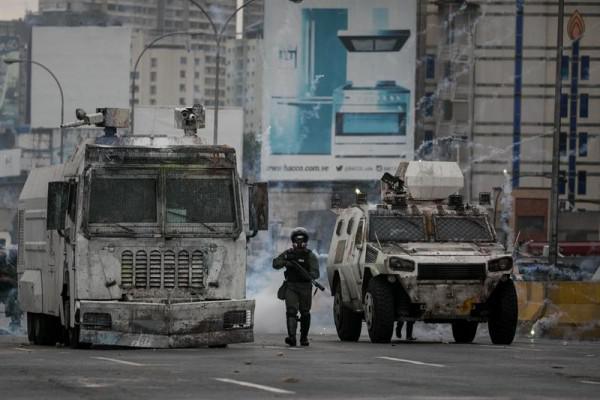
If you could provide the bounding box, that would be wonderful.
[79,299,254,348]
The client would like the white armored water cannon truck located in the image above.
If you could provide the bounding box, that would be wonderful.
[18,106,269,348]
[327,161,518,345]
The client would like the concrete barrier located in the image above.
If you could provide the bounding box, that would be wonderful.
[516,281,600,339]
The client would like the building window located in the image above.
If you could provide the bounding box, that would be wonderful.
[559,170,566,194]
[151,58,157,68]
[179,83,186,92]
[425,54,435,79]
[424,92,434,117]
[581,56,590,80]
[443,100,453,121]
[561,55,569,80]
[150,99,156,105]
[194,72,200,79]
[559,132,566,157]
[578,170,587,195]
[180,57,187,65]
[179,97,186,105]
[180,70,186,78]
[579,132,588,157]
[195,58,200,66]
[444,61,452,79]
[150,71,157,82]
[194,85,200,92]
[560,94,568,118]
[150,85,156,95]
[580,94,589,118]
[424,130,433,156]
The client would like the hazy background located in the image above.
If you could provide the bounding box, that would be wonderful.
[2,1,38,20]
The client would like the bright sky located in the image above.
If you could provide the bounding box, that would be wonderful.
[1,0,38,20]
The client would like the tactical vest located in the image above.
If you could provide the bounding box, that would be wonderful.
[285,249,312,283]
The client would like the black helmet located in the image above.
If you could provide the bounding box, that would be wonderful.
[290,227,309,243]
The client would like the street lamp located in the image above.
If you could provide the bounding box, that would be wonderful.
[130,30,199,134]
[4,57,65,163]
[188,0,261,144]
[189,0,300,144]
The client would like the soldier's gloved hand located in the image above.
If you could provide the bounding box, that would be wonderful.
[283,249,296,261]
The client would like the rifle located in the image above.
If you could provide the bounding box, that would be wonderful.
[287,260,326,292]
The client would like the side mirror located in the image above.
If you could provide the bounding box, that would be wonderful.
[47,181,69,231]
[249,182,269,232]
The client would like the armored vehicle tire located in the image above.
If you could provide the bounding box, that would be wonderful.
[28,313,60,345]
[333,282,362,341]
[364,277,395,343]
[451,320,478,343]
[27,313,35,343]
[488,280,518,345]
[68,325,92,349]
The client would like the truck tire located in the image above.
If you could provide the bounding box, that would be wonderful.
[364,277,394,343]
[488,280,518,345]
[451,320,478,343]
[333,282,362,341]
[27,313,36,344]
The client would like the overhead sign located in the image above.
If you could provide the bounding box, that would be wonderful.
[567,10,585,41]
[262,0,417,181]
[0,148,21,178]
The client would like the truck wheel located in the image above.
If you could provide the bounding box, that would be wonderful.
[27,313,37,344]
[333,282,362,341]
[37,315,60,346]
[364,277,395,343]
[451,320,478,343]
[488,280,518,345]
[68,325,92,349]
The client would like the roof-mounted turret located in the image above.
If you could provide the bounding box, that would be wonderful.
[396,161,464,201]
[174,104,205,136]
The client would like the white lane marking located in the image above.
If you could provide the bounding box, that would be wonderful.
[93,356,145,367]
[14,347,33,352]
[580,380,600,385]
[377,356,445,368]
[213,378,295,394]
[476,344,542,352]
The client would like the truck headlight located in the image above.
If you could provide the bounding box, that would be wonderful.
[388,257,415,272]
[488,257,513,272]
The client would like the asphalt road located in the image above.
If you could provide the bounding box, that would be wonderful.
[1,333,599,400]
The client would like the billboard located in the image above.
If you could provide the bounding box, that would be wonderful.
[262,0,417,181]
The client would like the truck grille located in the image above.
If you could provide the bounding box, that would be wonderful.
[417,263,486,280]
[121,249,206,289]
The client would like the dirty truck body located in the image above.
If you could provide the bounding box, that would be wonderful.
[327,161,518,345]
[18,136,258,347]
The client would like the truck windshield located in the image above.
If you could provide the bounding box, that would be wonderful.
[89,177,157,223]
[166,177,236,224]
[433,216,494,242]
[368,216,427,242]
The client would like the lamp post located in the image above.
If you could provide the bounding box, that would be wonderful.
[188,0,260,144]
[4,58,65,163]
[130,30,200,134]
[549,0,565,266]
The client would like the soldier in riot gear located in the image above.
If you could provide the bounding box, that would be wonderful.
[273,227,320,346]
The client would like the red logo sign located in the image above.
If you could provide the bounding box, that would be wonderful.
[567,10,585,41]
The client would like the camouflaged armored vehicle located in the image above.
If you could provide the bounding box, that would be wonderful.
[327,161,518,345]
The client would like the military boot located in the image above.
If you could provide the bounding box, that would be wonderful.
[300,313,311,346]
[284,316,297,347]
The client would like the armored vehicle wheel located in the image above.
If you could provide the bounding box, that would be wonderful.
[451,320,478,343]
[364,277,395,343]
[333,282,362,341]
[68,325,91,349]
[488,280,518,345]
[29,314,60,346]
